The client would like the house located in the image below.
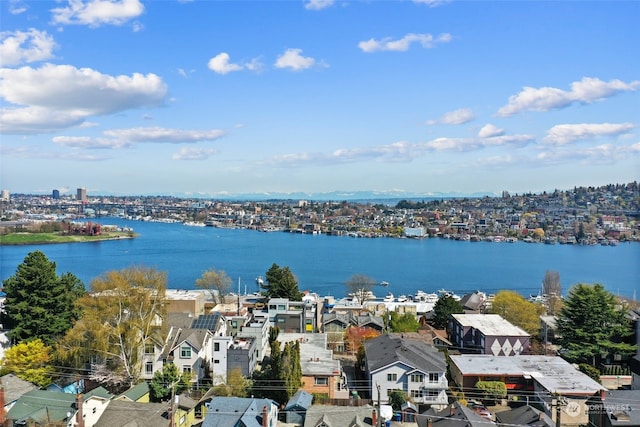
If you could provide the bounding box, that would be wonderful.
[237,315,270,364]
[449,355,605,426]
[267,298,319,333]
[5,390,78,425]
[416,402,497,427]
[165,289,207,316]
[322,312,350,352]
[202,396,278,427]
[0,373,38,413]
[69,387,113,427]
[449,313,531,355]
[227,336,258,378]
[303,404,377,427]
[352,313,385,332]
[495,405,555,427]
[459,291,490,313]
[364,333,448,408]
[116,381,151,402]
[279,332,349,400]
[164,326,215,383]
[93,399,170,427]
[284,390,313,425]
[588,390,640,427]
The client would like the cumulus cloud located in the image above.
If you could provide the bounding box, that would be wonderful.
[172,147,219,160]
[305,0,334,10]
[478,123,505,138]
[497,77,640,117]
[0,63,167,134]
[543,122,635,145]
[51,0,145,27]
[0,29,57,66]
[208,52,243,75]
[51,127,225,150]
[358,33,452,53]
[103,127,225,143]
[426,108,475,125]
[274,48,318,71]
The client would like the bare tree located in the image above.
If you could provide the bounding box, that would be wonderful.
[542,270,561,296]
[346,274,377,307]
[195,268,232,304]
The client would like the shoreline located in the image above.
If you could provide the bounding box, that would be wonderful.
[0,232,136,246]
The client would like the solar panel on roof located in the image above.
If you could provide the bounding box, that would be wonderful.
[191,313,220,330]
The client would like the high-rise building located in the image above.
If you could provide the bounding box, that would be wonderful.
[52,189,60,199]
[76,188,87,202]
[0,190,9,201]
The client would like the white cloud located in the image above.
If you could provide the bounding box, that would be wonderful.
[208,52,243,75]
[274,48,317,71]
[0,63,167,134]
[103,127,225,143]
[478,123,505,138]
[413,0,451,6]
[497,77,640,117]
[543,122,635,145]
[52,135,129,149]
[51,0,145,27]
[0,29,57,66]
[534,143,640,165]
[426,108,475,125]
[358,32,452,53]
[9,0,28,15]
[172,147,219,160]
[305,0,334,10]
[1,144,108,161]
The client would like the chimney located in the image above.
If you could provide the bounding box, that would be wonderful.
[372,409,377,427]
[262,405,269,427]
[539,412,544,421]
[427,418,433,427]
[0,384,5,425]
[75,393,85,427]
[449,404,455,417]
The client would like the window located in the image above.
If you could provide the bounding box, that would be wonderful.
[429,373,439,383]
[426,389,439,398]
[145,362,153,374]
[231,321,238,328]
[277,305,286,310]
[214,342,220,352]
[410,389,423,398]
[144,342,155,354]
[411,373,424,383]
[214,359,220,364]
[314,377,328,385]
[180,346,191,358]
[182,365,192,373]
[387,373,397,382]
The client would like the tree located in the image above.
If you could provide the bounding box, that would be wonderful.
[542,270,561,297]
[475,381,507,403]
[195,268,232,304]
[556,283,636,366]
[149,363,191,402]
[432,294,463,329]
[0,339,53,387]
[213,367,252,397]
[3,250,85,345]
[389,312,420,333]
[345,274,377,306]
[388,389,409,411]
[490,290,545,335]
[252,338,302,403]
[261,263,302,301]
[56,266,167,387]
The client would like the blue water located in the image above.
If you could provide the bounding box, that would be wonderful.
[1,218,638,299]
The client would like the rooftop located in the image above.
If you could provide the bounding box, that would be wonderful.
[452,314,530,337]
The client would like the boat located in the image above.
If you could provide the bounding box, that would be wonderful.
[396,295,408,302]
[383,293,394,303]
[414,290,439,303]
[379,281,389,287]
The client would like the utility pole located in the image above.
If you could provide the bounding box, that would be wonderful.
[554,394,564,427]
[376,383,382,427]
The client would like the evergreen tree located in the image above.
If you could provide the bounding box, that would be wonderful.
[432,294,463,329]
[3,250,85,345]
[149,363,191,402]
[556,283,636,366]
[261,263,302,301]
[389,312,420,333]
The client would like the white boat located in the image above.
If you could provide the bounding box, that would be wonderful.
[414,290,439,303]
[396,295,408,302]
[379,281,389,287]
[383,293,394,303]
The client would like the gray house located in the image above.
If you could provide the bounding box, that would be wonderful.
[449,314,530,355]
[203,397,278,427]
[285,390,313,425]
[364,334,448,408]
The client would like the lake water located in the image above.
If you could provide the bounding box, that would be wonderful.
[1,217,638,300]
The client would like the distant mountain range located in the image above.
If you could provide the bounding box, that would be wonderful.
[169,190,500,202]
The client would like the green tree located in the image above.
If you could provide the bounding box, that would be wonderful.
[345,274,377,307]
[149,363,191,402]
[556,283,636,365]
[195,268,232,304]
[475,381,507,403]
[213,367,252,397]
[0,339,54,387]
[490,290,545,335]
[3,250,85,345]
[389,312,420,333]
[578,363,601,384]
[432,294,463,329]
[388,389,409,411]
[56,266,167,387]
[261,263,302,301]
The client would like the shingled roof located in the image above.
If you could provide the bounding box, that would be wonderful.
[364,333,446,373]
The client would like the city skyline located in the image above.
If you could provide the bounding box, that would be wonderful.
[1,0,638,197]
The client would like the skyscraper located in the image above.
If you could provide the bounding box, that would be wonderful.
[52,189,60,199]
[76,188,87,202]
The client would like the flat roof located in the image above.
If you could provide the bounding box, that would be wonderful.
[452,314,530,336]
[279,333,341,376]
[450,355,604,395]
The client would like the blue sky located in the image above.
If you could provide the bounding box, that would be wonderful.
[1,0,638,197]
